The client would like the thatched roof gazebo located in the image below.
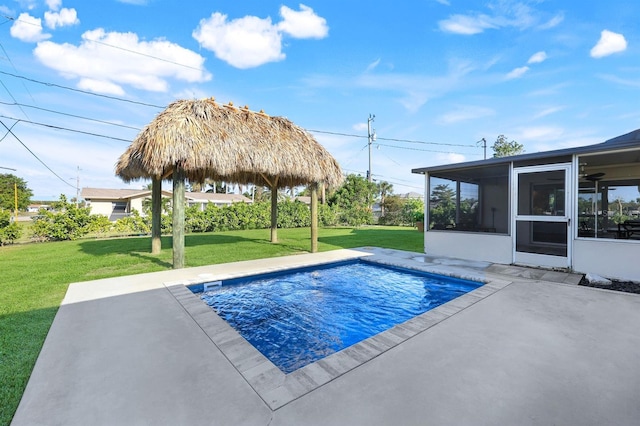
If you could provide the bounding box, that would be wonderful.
[115,98,343,268]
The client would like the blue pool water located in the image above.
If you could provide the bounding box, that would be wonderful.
[192,260,482,373]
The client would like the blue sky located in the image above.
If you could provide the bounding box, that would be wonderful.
[0,0,638,199]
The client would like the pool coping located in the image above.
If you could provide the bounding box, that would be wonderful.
[165,248,512,410]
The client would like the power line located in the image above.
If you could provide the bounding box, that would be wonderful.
[377,136,476,148]
[0,40,36,105]
[0,120,17,143]
[0,114,132,143]
[308,129,367,139]
[0,70,165,109]
[308,128,478,148]
[342,168,424,191]
[85,37,205,72]
[2,71,480,153]
[0,120,76,189]
[376,142,482,155]
[0,100,142,131]
[0,78,30,119]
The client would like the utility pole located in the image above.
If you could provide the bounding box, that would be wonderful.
[478,138,487,160]
[367,114,375,182]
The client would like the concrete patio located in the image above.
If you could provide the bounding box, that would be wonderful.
[11,248,640,426]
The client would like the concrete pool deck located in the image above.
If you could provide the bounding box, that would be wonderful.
[11,248,640,426]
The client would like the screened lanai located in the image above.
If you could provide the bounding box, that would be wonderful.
[412,128,640,282]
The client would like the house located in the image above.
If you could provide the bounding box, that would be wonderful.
[412,128,640,282]
[27,204,52,213]
[185,192,253,210]
[398,191,424,200]
[81,188,251,221]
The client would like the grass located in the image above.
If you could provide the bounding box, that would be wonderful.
[0,226,423,425]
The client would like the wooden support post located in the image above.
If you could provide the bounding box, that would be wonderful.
[151,176,162,254]
[270,184,278,243]
[172,166,186,269]
[310,184,318,253]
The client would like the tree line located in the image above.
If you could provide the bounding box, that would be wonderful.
[0,174,424,244]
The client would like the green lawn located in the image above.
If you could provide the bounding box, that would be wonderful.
[0,226,423,425]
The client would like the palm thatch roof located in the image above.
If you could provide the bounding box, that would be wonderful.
[115,98,343,189]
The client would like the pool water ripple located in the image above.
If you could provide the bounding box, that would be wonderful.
[198,261,481,373]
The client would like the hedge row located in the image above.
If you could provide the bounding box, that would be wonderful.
[29,199,341,242]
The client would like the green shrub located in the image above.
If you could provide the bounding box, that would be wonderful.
[87,214,113,235]
[318,203,337,226]
[31,195,93,241]
[0,210,22,245]
[277,200,310,228]
[113,210,150,234]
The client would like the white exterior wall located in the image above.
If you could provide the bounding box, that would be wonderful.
[573,239,640,281]
[87,200,113,216]
[424,231,513,264]
[130,197,145,214]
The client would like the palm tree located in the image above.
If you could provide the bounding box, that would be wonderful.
[378,181,393,216]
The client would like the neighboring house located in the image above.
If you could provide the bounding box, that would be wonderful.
[412,128,640,282]
[293,196,311,205]
[398,191,424,200]
[81,188,163,221]
[186,192,252,210]
[81,188,251,221]
[27,204,51,213]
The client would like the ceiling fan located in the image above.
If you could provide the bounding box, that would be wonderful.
[579,163,605,181]
[583,172,605,181]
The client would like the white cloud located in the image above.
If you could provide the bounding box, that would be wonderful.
[45,0,61,11]
[34,28,211,94]
[538,13,564,30]
[353,123,368,132]
[516,126,564,143]
[116,0,148,4]
[436,153,466,164]
[438,14,495,35]
[193,5,328,69]
[506,66,529,79]
[277,4,328,39]
[439,2,561,35]
[77,78,125,95]
[437,106,495,124]
[532,106,565,119]
[435,0,450,5]
[193,12,284,69]
[590,30,627,58]
[365,58,381,72]
[527,82,570,97]
[44,7,79,29]
[10,12,50,42]
[353,60,476,112]
[527,51,547,64]
[598,74,640,88]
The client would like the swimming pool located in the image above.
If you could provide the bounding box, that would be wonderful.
[190,259,482,373]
